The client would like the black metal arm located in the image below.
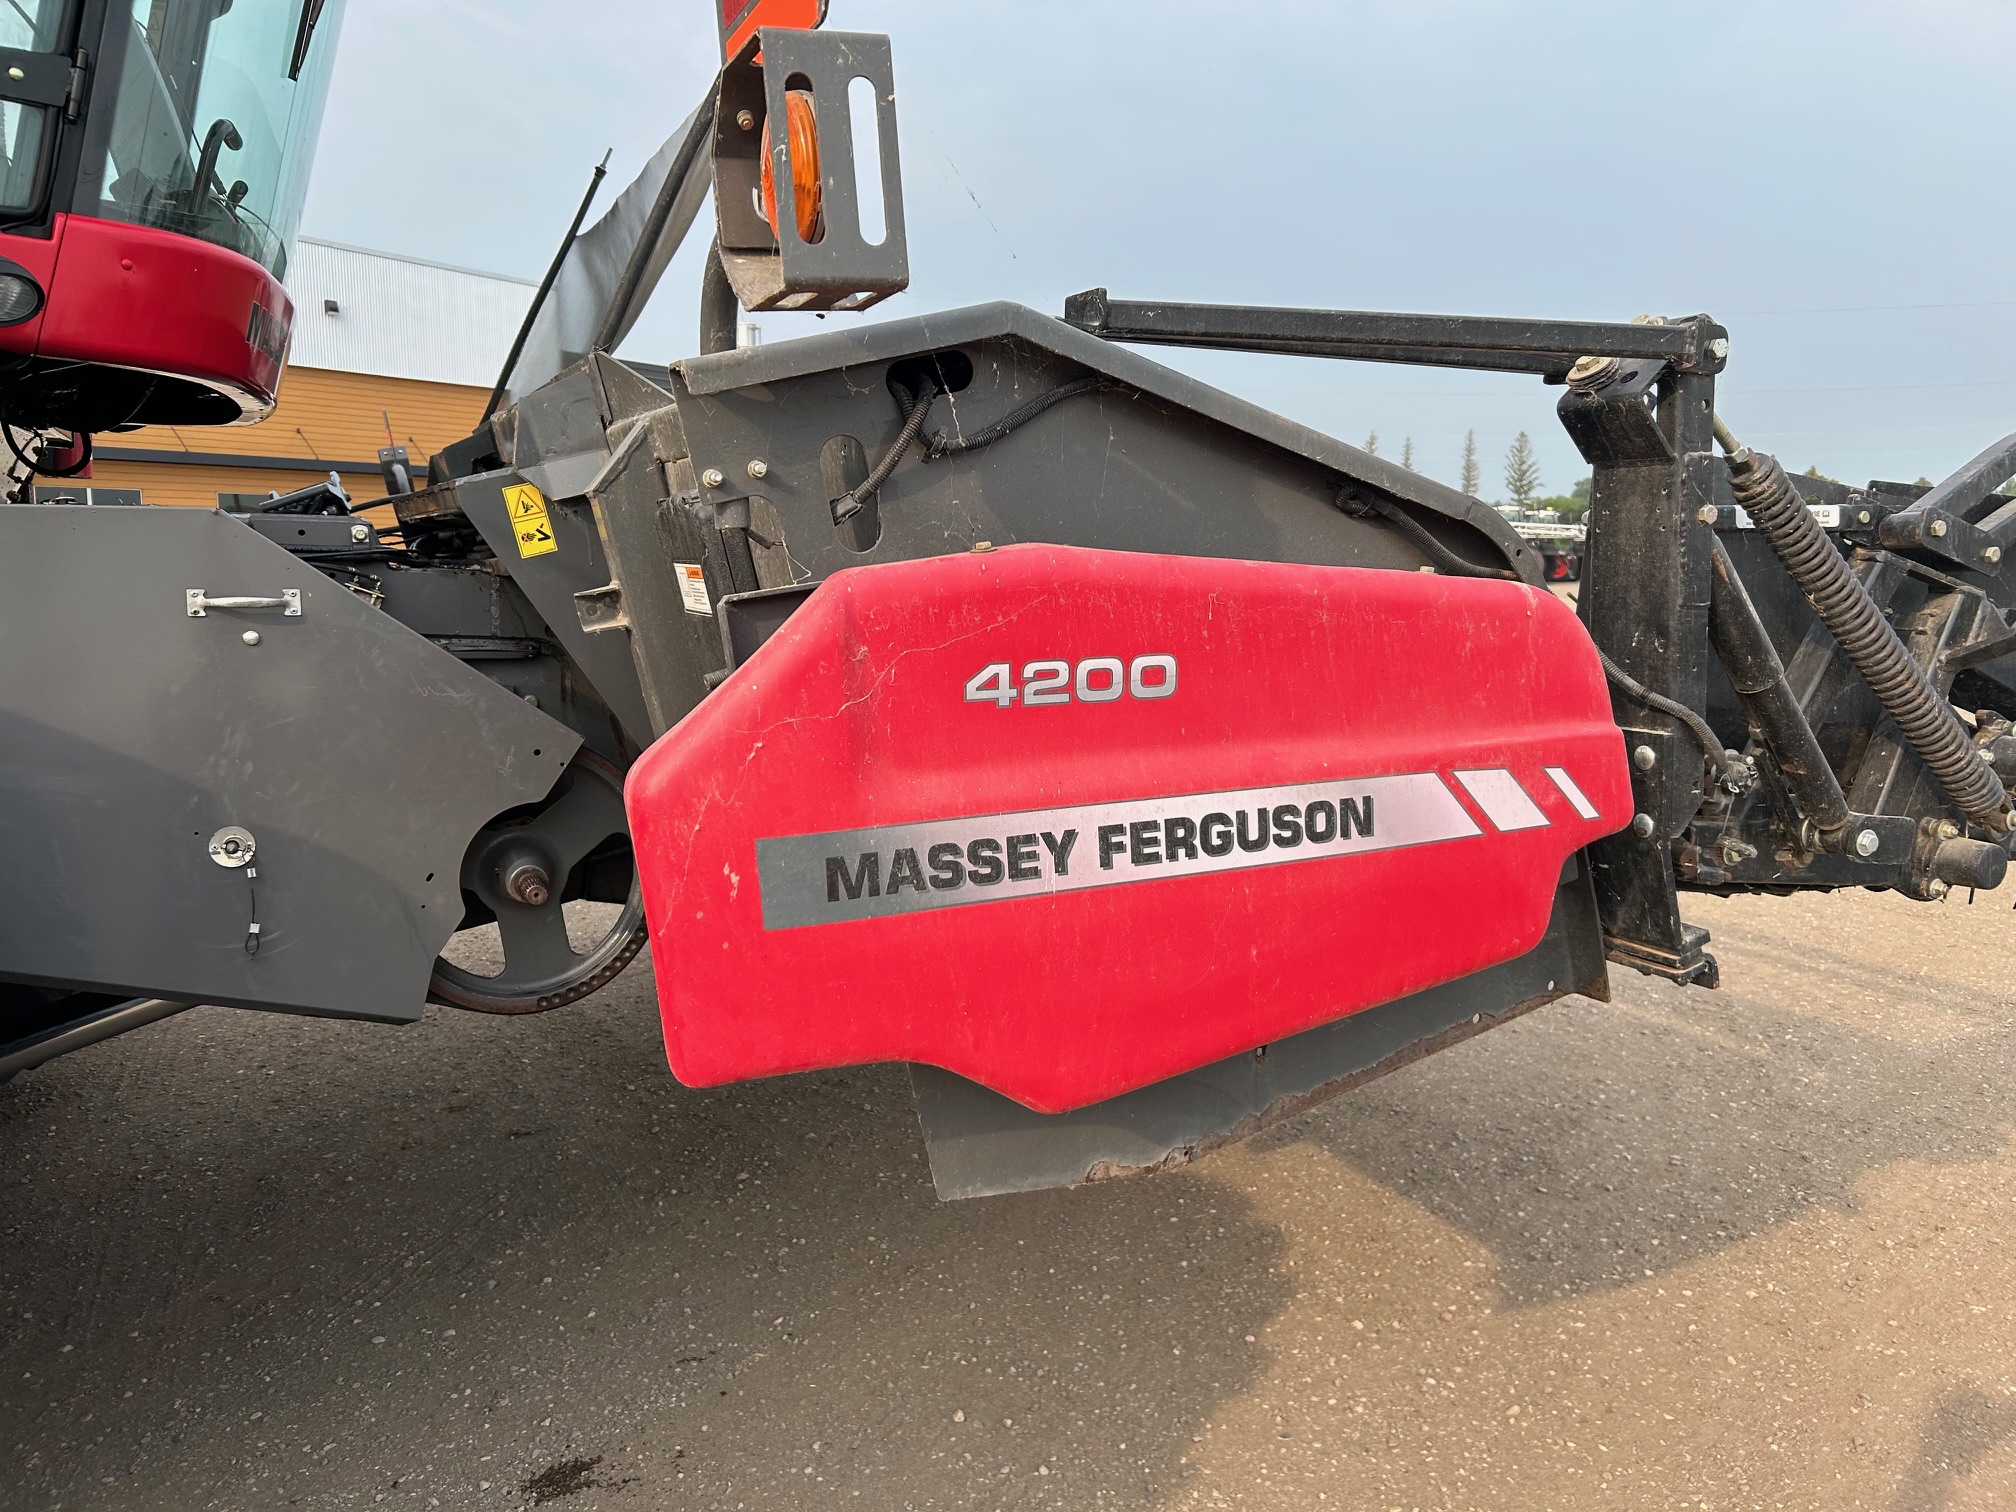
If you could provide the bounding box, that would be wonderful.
[1062,289,1728,381]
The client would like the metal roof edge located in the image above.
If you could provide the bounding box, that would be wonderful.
[290,237,541,289]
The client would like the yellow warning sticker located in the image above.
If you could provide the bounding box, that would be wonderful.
[502,482,558,559]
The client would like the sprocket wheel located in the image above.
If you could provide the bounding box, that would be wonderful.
[429,749,648,1014]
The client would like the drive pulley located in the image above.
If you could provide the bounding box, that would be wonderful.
[429,750,649,1014]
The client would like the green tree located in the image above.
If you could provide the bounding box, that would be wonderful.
[1460,430,1480,496]
[1803,464,1843,485]
[1401,436,1415,470]
[1537,476,1593,524]
[1504,431,1541,509]
[1364,430,1380,457]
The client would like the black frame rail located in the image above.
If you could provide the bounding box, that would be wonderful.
[1062,289,1728,382]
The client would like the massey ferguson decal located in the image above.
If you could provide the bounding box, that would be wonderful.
[624,545,1633,1112]
[244,299,290,368]
[759,771,1506,928]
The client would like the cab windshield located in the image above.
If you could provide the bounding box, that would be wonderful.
[0,0,71,214]
[95,0,343,278]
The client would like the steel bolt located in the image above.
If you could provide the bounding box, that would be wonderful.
[1928,878,1950,899]
[241,630,261,646]
[1930,518,1948,538]
[502,858,552,908]
[747,459,768,479]
[700,468,725,488]
[1987,546,2003,564]
[1859,509,1872,524]
[1632,744,1657,771]
[1938,820,1961,839]
[1707,337,1730,361]
[1695,504,1719,526]
[736,109,756,130]
[1853,827,1880,857]
[1631,813,1656,839]
[1565,354,1620,392]
[350,521,370,542]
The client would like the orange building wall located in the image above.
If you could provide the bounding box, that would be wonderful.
[89,365,493,517]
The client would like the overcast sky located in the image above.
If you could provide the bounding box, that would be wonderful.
[303,0,2016,500]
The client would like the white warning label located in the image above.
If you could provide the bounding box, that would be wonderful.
[676,562,712,617]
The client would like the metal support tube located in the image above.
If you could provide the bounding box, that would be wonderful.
[1708,537,1852,836]
[1062,290,1728,378]
[0,998,194,1080]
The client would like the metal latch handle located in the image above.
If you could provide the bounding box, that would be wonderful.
[186,588,302,617]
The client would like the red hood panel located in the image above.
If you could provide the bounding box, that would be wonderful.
[626,545,1631,1112]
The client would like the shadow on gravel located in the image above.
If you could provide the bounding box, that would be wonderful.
[0,960,1287,1511]
[1274,899,2016,1308]
[1888,1386,2016,1512]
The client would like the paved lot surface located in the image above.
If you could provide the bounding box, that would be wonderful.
[3,884,2013,1511]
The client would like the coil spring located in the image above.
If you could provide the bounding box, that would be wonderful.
[1725,449,2009,831]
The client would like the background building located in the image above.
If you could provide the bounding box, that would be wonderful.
[86,239,539,510]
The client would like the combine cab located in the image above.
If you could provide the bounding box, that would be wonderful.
[0,0,342,456]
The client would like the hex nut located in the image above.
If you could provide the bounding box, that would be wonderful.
[350,522,370,542]
[1632,744,1658,771]
[1707,337,1730,360]
[747,459,768,479]
[1988,546,2003,565]
[1927,878,1950,899]
[1929,518,1948,537]
[736,109,756,130]
[1695,504,1719,525]
[1853,827,1880,857]
[700,468,725,488]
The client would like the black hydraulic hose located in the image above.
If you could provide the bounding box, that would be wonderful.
[921,377,1115,460]
[1335,486,1521,580]
[1714,418,2010,832]
[833,380,937,522]
[1595,647,1749,790]
[699,237,738,356]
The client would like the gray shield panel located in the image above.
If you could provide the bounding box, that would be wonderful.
[0,505,580,1021]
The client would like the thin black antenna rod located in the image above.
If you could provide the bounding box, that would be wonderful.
[484,149,613,422]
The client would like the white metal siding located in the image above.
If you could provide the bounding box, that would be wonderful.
[284,238,536,388]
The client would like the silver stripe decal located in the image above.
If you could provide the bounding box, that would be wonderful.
[1452,768,1550,833]
[755,772,1484,930]
[1544,765,1600,820]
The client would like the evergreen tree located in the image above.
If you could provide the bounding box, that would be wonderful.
[1460,430,1481,496]
[1364,430,1380,457]
[1401,437,1415,470]
[1504,431,1541,509]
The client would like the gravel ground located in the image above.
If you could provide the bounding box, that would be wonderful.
[3,883,2013,1511]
